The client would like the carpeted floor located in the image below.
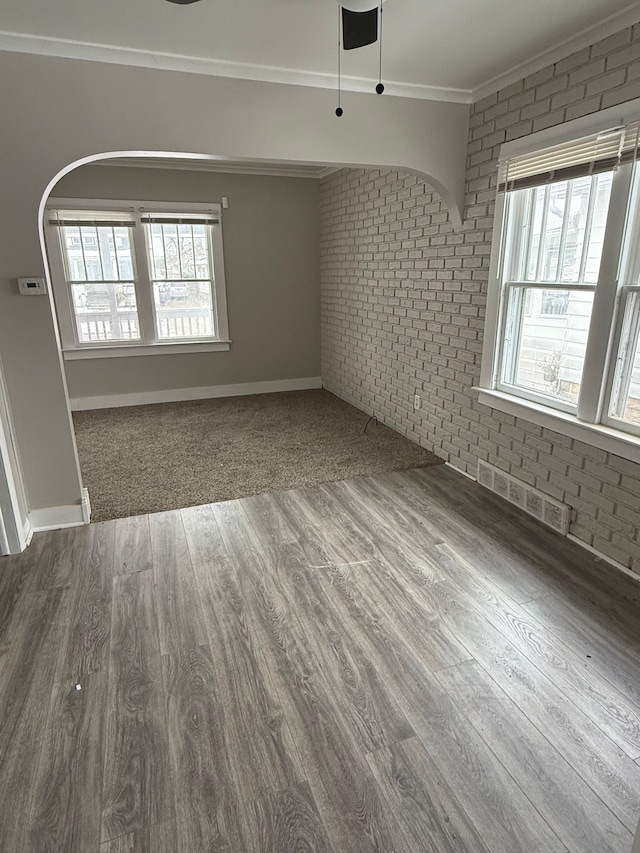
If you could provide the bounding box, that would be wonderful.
[72,389,443,522]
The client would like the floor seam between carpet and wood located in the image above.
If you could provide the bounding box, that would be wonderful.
[72,389,443,522]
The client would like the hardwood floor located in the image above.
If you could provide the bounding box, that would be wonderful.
[1,464,640,851]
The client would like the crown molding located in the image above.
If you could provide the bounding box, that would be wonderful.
[96,156,340,179]
[472,2,640,102]
[0,30,472,104]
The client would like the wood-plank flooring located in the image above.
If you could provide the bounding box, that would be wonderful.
[1,464,640,852]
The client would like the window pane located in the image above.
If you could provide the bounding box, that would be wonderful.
[539,182,566,282]
[512,173,613,285]
[179,224,195,278]
[62,224,134,283]
[583,174,613,284]
[502,287,594,406]
[618,346,640,424]
[540,289,569,316]
[609,293,640,425]
[560,177,591,282]
[148,224,168,280]
[523,187,546,281]
[63,227,86,280]
[71,283,140,343]
[147,221,216,340]
[153,281,214,340]
[146,222,212,282]
[113,227,134,280]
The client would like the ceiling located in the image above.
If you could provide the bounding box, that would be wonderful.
[1,0,639,101]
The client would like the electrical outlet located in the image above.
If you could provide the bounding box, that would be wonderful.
[413,394,421,411]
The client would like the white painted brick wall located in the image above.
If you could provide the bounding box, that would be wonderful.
[320,23,640,574]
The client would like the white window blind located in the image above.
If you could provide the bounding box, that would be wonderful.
[139,214,219,225]
[48,209,136,228]
[498,122,640,192]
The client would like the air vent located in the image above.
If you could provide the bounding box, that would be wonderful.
[477,460,570,535]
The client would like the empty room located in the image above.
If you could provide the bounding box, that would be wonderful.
[2,1,640,852]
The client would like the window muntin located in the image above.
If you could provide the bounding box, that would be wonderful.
[46,201,228,354]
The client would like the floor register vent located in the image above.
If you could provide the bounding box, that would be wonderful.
[476,460,571,535]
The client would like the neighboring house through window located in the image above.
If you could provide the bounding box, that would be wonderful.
[45,199,230,359]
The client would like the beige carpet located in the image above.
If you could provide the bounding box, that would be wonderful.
[72,389,443,522]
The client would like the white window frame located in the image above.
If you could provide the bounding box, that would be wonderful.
[478,98,640,465]
[45,198,231,359]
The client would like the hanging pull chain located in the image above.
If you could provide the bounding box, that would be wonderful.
[336,5,344,116]
[376,2,384,94]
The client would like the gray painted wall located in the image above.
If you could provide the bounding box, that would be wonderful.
[53,165,321,400]
[0,49,468,515]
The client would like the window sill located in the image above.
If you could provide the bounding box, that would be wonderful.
[62,340,231,360]
[475,387,640,465]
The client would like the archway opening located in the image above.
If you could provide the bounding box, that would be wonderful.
[41,150,448,522]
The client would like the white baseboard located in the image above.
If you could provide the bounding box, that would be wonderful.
[23,517,33,549]
[566,534,640,584]
[81,487,91,524]
[445,461,477,481]
[28,486,91,533]
[70,377,323,411]
[29,501,88,533]
[441,461,640,585]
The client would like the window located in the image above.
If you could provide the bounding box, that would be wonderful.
[497,169,613,410]
[45,200,230,357]
[480,104,640,460]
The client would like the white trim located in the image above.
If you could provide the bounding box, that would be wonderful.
[566,533,640,583]
[476,387,640,464]
[63,341,231,360]
[28,502,88,532]
[48,196,223,214]
[45,197,230,358]
[81,487,91,524]
[0,31,472,104]
[97,157,339,180]
[444,461,477,481]
[480,191,508,389]
[472,3,640,102]
[0,353,28,554]
[0,512,9,556]
[23,517,33,548]
[315,166,341,179]
[70,376,323,411]
[0,439,25,553]
[448,457,640,584]
[632,817,640,853]
[577,162,634,422]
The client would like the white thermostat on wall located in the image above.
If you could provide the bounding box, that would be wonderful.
[18,277,47,295]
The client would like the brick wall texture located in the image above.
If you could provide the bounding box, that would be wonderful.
[319,24,640,572]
